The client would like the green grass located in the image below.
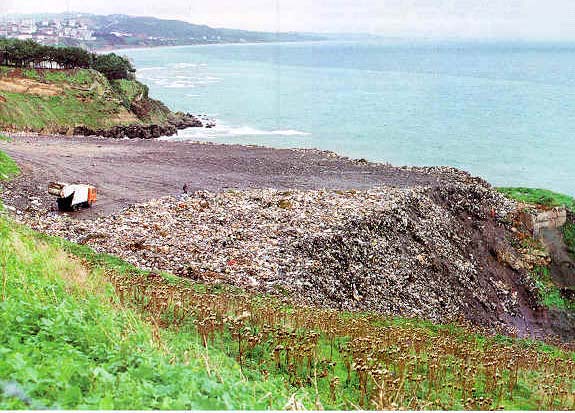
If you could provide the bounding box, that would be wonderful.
[112,79,148,103]
[0,90,139,131]
[21,69,40,80]
[0,149,19,181]
[42,69,95,86]
[497,187,575,211]
[531,266,575,311]
[563,222,575,260]
[0,66,171,132]
[0,216,294,410]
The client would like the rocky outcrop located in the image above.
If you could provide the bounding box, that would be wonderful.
[73,112,210,139]
[167,112,205,129]
[74,124,177,139]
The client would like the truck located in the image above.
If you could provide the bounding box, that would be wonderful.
[48,182,97,211]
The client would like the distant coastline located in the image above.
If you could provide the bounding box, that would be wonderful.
[101,39,333,53]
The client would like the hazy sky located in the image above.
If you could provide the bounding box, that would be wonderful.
[1,0,574,40]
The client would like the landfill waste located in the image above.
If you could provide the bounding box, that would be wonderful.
[11,165,555,334]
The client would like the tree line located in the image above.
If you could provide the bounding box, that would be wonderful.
[0,38,135,81]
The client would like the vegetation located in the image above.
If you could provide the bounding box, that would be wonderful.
[0,39,175,132]
[91,53,136,81]
[0,149,19,180]
[497,187,575,211]
[531,266,575,311]
[1,153,574,409]
[0,216,293,409]
[0,67,170,132]
[0,38,135,81]
[564,222,575,260]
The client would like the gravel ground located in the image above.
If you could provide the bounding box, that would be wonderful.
[0,134,441,217]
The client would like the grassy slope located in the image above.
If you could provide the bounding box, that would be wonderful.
[497,187,575,211]
[0,216,295,410]
[0,148,19,181]
[0,67,170,132]
[1,154,574,410]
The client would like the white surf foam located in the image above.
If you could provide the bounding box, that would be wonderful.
[161,123,311,141]
[220,126,311,137]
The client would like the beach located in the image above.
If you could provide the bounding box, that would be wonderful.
[0,134,441,216]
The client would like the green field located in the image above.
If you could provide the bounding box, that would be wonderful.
[0,153,574,409]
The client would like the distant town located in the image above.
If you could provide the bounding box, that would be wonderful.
[0,13,321,50]
[0,17,95,45]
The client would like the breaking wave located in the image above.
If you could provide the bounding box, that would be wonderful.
[160,123,311,141]
[219,126,311,137]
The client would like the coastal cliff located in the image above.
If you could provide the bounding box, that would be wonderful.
[0,66,205,137]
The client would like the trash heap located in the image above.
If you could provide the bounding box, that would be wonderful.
[22,176,528,328]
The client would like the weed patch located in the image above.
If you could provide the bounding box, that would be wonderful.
[0,150,19,181]
[0,216,294,409]
[497,187,574,211]
[563,222,575,260]
[105,264,575,410]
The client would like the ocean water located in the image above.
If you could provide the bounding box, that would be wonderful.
[122,41,575,195]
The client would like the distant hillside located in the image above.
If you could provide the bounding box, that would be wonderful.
[5,13,323,49]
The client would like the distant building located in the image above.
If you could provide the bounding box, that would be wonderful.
[0,16,94,44]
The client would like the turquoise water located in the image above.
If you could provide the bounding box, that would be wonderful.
[123,41,575,195]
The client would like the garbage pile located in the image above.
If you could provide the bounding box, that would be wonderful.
[20,177,529,328]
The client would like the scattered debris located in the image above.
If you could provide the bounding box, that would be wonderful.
[16,177,539,332]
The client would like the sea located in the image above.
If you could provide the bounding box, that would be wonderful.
[122,40,575,195]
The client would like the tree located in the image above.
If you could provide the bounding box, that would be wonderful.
[0,38,134,78]
[92,53,135,81]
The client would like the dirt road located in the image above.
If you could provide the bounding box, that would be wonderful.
[0,135,441,216]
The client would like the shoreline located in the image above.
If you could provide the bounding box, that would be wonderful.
[0,133,458,216]
[101,39,332,54]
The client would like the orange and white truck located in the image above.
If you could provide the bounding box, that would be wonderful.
[48,182,97,211]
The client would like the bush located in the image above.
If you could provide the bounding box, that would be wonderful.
[92,53,135,81]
